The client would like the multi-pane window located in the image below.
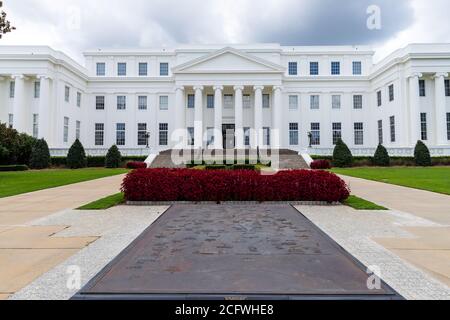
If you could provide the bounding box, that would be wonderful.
[160,63,169,76]
[377,90,382,107]
[332,95,341,109]
[289,123,299,146]
[311,123,320,146]
[65,86,70,102]
[32,114,39,138]
[263,127,271,146]
[187,94,195,108]
[95,123,104,146]
[96,63,106,76]
[289,95,298,110]
[332,123,342,145]
[159,123,168,146]
[352,61,362,75]
[224,94,234,109]
[390,116,396,143]
[159,96,169,110]
[138,63,148,76]
[8,114,13,128]
[445,80,450,97]
[310,62,319,75]
[96,96,105,110]
[263,94,270,109]
[187,127,195,146]
[9,81,15,98]
[331,62,340,75]
[420,113,428,140]
[207,95,214,109]
[378,120,383,145]
[288,62,298,75]
[63,117,69,143]
[353,95,363,109]
[207,127,214,146]
[244,127,250,146]
[76,121,81,140]
[117,63,127,76]
[389,84,395,101]
[117,96,126,110]
[447,113,450,140]
[77,92,81,107]
[138,96,147,110]
[243,95,251,109]
[354,122,364,145]
[137,123,147,146]
[116,123,126,146]
[310,95,319,109]
[34,81,40,98]
[419,80,426,97]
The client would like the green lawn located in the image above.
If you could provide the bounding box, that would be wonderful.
[77,193,125,210]
[332,167,450,195]
[0,168,128,198]
[343,195,387,211]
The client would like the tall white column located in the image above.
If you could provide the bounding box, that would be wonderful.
[12,75,27,134]
[38,75,50,140]
[253,86,264,148]
[434,72,448,145]
[234,86,244,149]
[174,86,186,149]
[272,86,283,149]
[408,73,422,144]
[193,86,204,149]
[213,85,223,149]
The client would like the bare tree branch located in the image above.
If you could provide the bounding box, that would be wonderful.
[0,1,16,39]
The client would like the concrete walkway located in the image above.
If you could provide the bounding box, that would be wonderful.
[0,174,125,299]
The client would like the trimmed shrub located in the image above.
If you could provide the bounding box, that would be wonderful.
[333,139,353,168]
[105,145,122,168]
[66,139,87,169]
[29,139,51,169]
[232,164,257,171]
[126,161,147,169]
[310,160,332,170]
[122,169,350,203]
[205,165,227,170]
[414,141,432,167]
[0,165,29,172]
[373,145,390,167]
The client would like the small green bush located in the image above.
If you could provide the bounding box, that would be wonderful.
[414,141,432,167]
[105,145,122,168]
[0,165,29,172]
[232,164,257,170]
[205,165,227,170]
[373,145,390,167]
[332,139,353,168]
[66,139,87,169]
[29,139,51,169]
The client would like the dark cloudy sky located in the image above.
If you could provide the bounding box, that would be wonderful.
[1,0,449,62]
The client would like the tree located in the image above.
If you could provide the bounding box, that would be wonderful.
[29,139,50,169]
[373,144,390,167]
[105,145,122,168]
[332,139,353,168]
[0,1,16,39]
[66,139,87,169]
[414,141,432,167]
[0,123,36,165]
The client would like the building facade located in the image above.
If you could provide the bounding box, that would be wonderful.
[0,43,450,156]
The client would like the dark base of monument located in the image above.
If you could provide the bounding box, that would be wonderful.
[73,204,402,300]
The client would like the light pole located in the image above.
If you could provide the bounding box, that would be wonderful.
[145,132,151,149]
[307,131,313,148]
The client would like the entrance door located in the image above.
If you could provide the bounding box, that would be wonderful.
[222,124,235,149]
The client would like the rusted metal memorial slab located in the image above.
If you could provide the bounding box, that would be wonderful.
[75,204,401,300]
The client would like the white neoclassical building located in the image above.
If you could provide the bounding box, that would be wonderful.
[0,43,450,156]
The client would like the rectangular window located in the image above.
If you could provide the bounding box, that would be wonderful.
[354,122,364,145]
[244,127,250,146]
[445,80,450,97]
[353,95,363,109]
[263,94,270,109]
[117,96,126,110]
[207,95,214,109]
[207,127,214,147]
[138,96,147,110]
[34,81,40,98]
[332,95,341,109]
[160,63,169,76]
[310,95,319,109]
[77,92,81,107]
[377,90,382,107]
[159,123,168,146]
[32,114,39,138]
[389,84,395,101]
[390,116,396,143]
[137,123,147,146]
[289,123,299,146]
[243,95,251,109]
[447,113,450,140]
[159,96,169,110]
[138,63,148,76]
[311,123,320,146]
[116,123,126,146]
[288,62,298,75]
[352,61,362,75]
[117,63,127,76]
[378,120,383,145]
[289,95,298,110]
[187,127,195,146]
[187,94,195,109]
[263,127,271,146]
[332,123,342,145]
[65,86,70,102]
[420,113,428,140]
[76,120,81,140]
[8,114,13,128]
[96,63,106,76]
[331,62,340,75]
[9,81,15,98]
[310,62,319,75]
[419,80,426,97]
[96,96,105,110]
[95,123,104,146]
[224,94,234,109]
[63,117,69,143]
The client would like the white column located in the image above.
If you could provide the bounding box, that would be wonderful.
[213,85,223,149]
[408,73,422,144]
[0,77,6,123]
[193,86,204,149]
[253,86,264,148]
[434,72,448,145]
[272,86,283,149]
[38,75,50,140]
[234,86,244,149]
[12,75,27,134]
[174,86,186,149]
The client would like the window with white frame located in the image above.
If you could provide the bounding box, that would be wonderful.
[331,61,340,75]
[96,63,106,76]
[288,62,298,75]
[263,127,271,146]
[447,113,450,140]
[289,123,299,145]
[389,84,395,101]
[76,121,81,140]
[310,62,319,75]
[63,117,69,143]
[8,114,13,128]
[332,95,341,109]
[419,80,426,97]
[377,90,382,107]
[207,127,214,146]
[354,122,364,145]
[187,94,195,109]
[138,63,148,76]
[95,123,104,146]
[332,123,342,145]
[117,96,126,110]
[311,123,320,145]
[116,123,126,146]
[77,92,81,107]
[243,95,251,109]
[390,116,396,143]
[352,61,362,75]
[445,80,450,97]
[310,95,319,109]
[263,94,270,109]
[187,127,194,146]
[378,120,383,145]
[159,96,169,110]
[138,96,147,110]
[32,114,39,138]
[244,127,250,146]
[224,94,234,109]
[117,63,127,76]
[207,95,214,109]
[353,95,363,109]
[65,86,70,102]
[9,81,15,98]
[34,81,40,99]
[420,113,428,140]
[289,95,298,110]
[160,63,169,76]
[96,96,105,110]
[159,123,168,146]
[137,123,147,146]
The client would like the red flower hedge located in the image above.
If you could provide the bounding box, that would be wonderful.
[121,169,349,203]
[310,160,332,170]
[126,161,148,169]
